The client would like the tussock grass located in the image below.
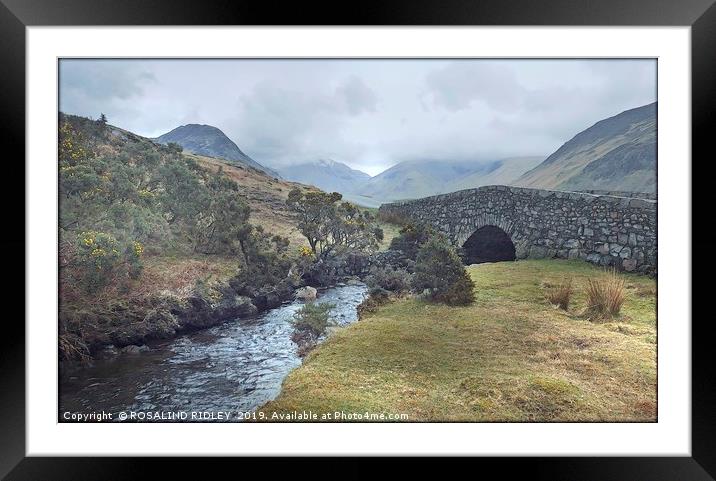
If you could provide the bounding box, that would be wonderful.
[259,259,656,422]
[545,278,573,310]
[585,269,626,320]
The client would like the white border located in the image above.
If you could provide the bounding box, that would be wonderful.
[27,26,691,456]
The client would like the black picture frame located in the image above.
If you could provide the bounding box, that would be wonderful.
[2,0,712,478]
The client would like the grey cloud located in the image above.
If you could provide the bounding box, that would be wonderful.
[425,62,523,112]
[60,60,154,102]
[58,59,656,176]
[336,76,379,115]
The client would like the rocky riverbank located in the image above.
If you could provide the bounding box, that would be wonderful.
[60,250,408,367]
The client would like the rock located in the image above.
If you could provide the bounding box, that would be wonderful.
[609,244,624,255]
[213,295,258,320]
[295,286,318,302]
[596,243,610,255]
[120,344,150,355]
[95,345,119,360]
[622,258,638,271]
[144,307,180,339]
[586,253,602,264]
[628,233,638,246]
[563,239,581,249]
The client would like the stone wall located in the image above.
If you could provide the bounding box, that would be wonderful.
[378,185,657,274]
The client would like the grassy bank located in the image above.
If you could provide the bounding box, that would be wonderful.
[259,259,656,422]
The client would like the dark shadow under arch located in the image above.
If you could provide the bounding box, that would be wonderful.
[461,225,516,265]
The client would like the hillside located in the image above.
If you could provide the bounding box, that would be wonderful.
[449,156,544,191]
[275,159,371,195]
[355,157,543,203]
[188,154,314,247]
[59,113,314,306]
[154,124,280,178]
[517,103,656,193]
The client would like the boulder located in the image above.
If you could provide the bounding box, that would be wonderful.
[622,258,638,272]
[95,345,119,360]
[144,307,180,339]
[295,286,318,302]
[213,295,258,320]
[120,344,150,355]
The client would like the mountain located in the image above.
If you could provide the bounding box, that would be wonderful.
[275,159,371,195]
[354,157,543,203]
[154,124,279,178]
[449,156,544,191]
[516,103,656,193]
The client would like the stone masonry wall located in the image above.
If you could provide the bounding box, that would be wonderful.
[378,185,657,274]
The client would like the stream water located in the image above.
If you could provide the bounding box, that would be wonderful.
[59,283,367,422]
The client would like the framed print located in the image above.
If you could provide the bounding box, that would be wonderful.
[4,0,714,478]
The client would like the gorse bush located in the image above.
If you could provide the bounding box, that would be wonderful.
[292,302,336,337]
[412,237,475,306]
[545,278,573,310]
[58,113,275,295]
[75,231,143,292]
[389,222,441,260]
[231,227,292,290]
[365,265,412,293]
[357,287,392,318]
[585,269,626,319]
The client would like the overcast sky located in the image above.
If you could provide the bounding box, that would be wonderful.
[59,59,656,176]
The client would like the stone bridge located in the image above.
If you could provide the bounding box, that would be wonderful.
[378,185,657,273]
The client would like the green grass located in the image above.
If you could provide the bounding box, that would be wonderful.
[259,259,656,422]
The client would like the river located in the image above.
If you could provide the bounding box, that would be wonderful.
[59,283,367,422]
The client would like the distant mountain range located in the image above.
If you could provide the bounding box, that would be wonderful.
[350,156,543,204]
[153,124,279,178]
[275,159,371,195]
[517,103,656,193]
[150,102,656,207]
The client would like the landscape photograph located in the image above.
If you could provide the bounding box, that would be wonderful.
[58,58,657,423]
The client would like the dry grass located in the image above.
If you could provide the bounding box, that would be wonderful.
[60,254,238,309]
[585,269,627,320]
[259,259,656,422]
[195,155,317,248]
[545,278,573,310]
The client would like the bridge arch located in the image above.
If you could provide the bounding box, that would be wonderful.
[461,225,516,265]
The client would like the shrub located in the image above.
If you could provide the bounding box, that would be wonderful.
[389,222,441,260]
[412,237,475,306]
[291,302,336,357]
[585,269,626,319]
[357,287,392,318]
[365,265,412,293]
[545,278,573,310]
[292,302,336,337]
[433,271,476,306]
[75,231,143,292]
